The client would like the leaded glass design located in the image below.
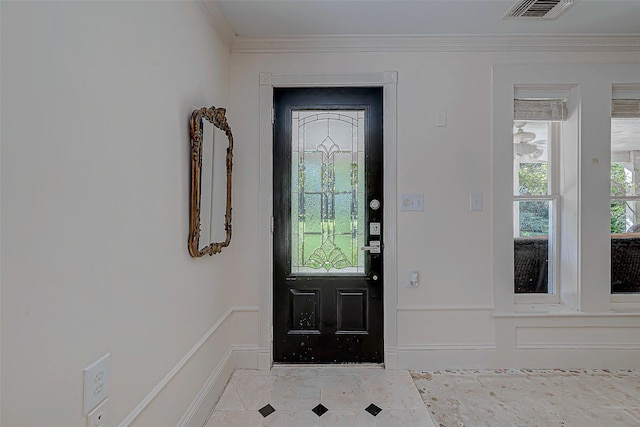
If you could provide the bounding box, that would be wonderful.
[291,110,365,274]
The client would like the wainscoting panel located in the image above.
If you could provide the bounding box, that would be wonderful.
[397,305,495,346]
[493,314,640,369]
[395,306,497,369]
[118,307,259,427]
[516,326,640,350]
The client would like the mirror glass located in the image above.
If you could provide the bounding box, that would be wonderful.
[199,120,229,250]
[189,107,233,256]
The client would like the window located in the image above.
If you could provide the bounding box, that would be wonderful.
[610,88,640,295]
[290,110,365,274]
[513,97,566,298]
[494,64,640,314]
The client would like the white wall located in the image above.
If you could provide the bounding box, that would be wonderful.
[229,49,640,369]
[2,2,640,424]
[1,2,251,426]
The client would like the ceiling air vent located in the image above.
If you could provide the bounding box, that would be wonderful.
[504,0,575,20]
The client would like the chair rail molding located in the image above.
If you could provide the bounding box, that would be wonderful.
[118,306,259,427]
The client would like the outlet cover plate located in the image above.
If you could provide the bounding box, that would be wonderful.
[470,192,483,211]
[87,398,107,427]
[399,193,424,211]
[83,353,110,415]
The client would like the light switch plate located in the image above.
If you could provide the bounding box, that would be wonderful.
[470,192,483,211]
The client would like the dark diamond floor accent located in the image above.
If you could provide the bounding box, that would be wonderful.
[312,403,329,417]
[365,403,382,416]
[258,404,275,418]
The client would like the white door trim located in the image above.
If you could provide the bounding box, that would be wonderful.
[258,72,398,369]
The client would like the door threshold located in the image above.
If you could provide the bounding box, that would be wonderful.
[272,363,385,368]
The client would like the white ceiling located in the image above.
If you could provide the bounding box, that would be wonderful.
[216,0,640,38]
[215,0,639,153]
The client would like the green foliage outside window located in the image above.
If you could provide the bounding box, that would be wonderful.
[611,163,630,233]
[519,163,548,196]
[518,163,635,235]
[518,163,549,237]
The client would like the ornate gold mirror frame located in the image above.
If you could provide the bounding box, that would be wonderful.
[188,107,233,256]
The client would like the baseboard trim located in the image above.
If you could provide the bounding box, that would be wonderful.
[384,348,398,369]
[258,349,271,371]
[179,345,260,427]
[397,346,498,370]
[398,344,497,351]
[516,343,640,350]
[397,305,494,312]
[178,346,234,427]
[118,306,259,427]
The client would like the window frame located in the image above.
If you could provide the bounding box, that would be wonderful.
[610,85,640,303]
[610,191,640,302]
[513,120,562,304]
[493,64,640,315]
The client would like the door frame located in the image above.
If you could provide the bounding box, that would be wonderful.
[258,72,398,369]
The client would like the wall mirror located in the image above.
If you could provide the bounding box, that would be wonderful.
[189,106,233,256]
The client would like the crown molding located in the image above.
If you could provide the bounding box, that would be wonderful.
[199,1,236,52]
[232,34,640,54]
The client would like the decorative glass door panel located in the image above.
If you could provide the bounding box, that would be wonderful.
[291,110,365,274]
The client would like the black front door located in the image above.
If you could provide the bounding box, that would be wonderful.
[273,87,383,363]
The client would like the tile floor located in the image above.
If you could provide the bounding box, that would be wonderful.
[207,367,640,427]
[206,366,436,427]
[412,369,640,427]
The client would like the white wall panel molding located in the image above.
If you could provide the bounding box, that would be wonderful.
[397,348,498,370]
[516,326,640,350]
[258,75,274,359]
[233,35,640,54]
[399,344,497,351]
[398,308,495,343]
[517,343,640,350]
[267,72,398,87]
[180,345,260,427]
[119,307,259,427]
[384,348,398,370]
[178,346,234,427]
[258,349,272,371]
[397,305,494,311]
[400,347,640,369]
[493,311,640,318]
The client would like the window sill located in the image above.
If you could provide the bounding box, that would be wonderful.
[611,294,640,304]
[514,303,575,315]
[610,302,640,314]
[514,294,559,305]
[493,303,640,318]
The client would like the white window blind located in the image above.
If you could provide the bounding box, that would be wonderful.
[611,99,640,119]
[612,84,640,119]
[514,99,568,121]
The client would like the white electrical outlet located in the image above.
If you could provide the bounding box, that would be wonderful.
[83,353,110,415]
[399,193,424,211]
[407,269,419,287]
[87,398,107,427]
